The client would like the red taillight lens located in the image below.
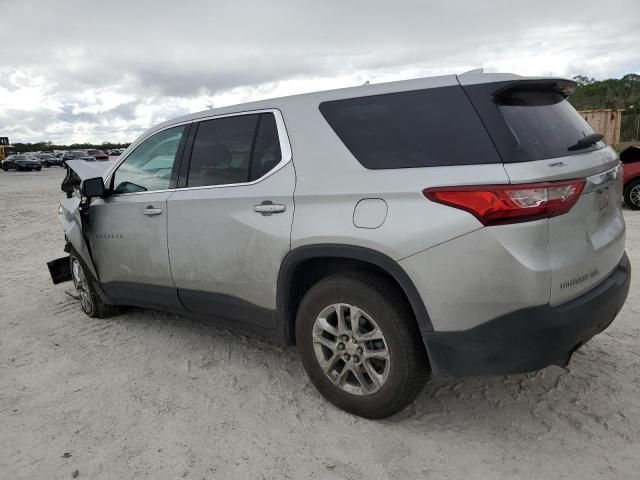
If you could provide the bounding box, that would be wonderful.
[423,179,586,226]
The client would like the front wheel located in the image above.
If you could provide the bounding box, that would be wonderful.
[296,272,430,419]
[624,179,640,210]
[69,251,119,318]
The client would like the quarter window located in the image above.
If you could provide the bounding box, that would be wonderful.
[319,87,499,169]
[250,114,282,181]
[112,125,186,194]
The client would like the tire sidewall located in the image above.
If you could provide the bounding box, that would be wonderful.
[69,252,98,317]
[296,275,422,417]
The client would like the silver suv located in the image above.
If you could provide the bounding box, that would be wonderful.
[48,72,630,418]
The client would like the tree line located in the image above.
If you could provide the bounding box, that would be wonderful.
[12,141,131,154]
[569,74,640,142]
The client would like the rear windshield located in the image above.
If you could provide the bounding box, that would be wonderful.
[497,90,605,161]
[319,87,499,169]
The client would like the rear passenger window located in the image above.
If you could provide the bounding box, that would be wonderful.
[187,114,258,187]
[319,87,499,169]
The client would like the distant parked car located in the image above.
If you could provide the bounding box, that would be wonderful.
[34,153,63,167]
[87,149,109,161]
[62,150,96,164]
[62,150,89,161]
[621,146,640,209]
[1,154,42,171]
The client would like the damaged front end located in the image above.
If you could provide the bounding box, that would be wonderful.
[48,160,112,285]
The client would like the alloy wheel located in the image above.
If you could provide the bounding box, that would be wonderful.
[630,184,640,208]
[312,303,390,395]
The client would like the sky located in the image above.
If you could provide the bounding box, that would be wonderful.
[1,0,639,145]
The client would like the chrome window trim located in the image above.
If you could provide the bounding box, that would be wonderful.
[105,108,292,197]
[583,163,623,194]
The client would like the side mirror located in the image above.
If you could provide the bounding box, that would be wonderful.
[81,177,106,198]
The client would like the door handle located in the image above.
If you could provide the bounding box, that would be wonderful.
[254,201,286,216]
[142,206,163,216]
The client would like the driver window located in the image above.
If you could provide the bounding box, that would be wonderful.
[112,125,186,194]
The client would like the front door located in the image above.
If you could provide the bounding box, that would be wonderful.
[167,111,294,328]
[88,124,189,308]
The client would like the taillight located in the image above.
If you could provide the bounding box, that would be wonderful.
[423,179,586,226]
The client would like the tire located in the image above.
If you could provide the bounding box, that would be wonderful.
[624,178,640,210]
[1,165,7,171]
[296,272,430,419]
[69,250,120,318]
[36,167,41,171]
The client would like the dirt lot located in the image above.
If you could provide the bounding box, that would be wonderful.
[1,167,639,479]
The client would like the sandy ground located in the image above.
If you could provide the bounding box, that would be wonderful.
[1,167,639,480]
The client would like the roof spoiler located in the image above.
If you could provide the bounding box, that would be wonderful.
[493,78,577,99]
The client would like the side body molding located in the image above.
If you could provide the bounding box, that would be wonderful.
[277,244,434,344]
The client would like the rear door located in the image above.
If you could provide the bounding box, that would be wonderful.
[167,110,294,328]
[463,80,625,305]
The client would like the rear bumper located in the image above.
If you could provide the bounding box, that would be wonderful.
[424,252,631,377]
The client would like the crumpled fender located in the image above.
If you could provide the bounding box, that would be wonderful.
[57,159,113,281]
[58,188,99,281]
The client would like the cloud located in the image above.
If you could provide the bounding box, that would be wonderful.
[0,0,638,143]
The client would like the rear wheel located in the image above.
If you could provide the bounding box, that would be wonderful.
[624,179,640,210]
[296,272,430,419]
[69,251,119,318]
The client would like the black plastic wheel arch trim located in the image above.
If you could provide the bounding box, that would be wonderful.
[277,244,434,344]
